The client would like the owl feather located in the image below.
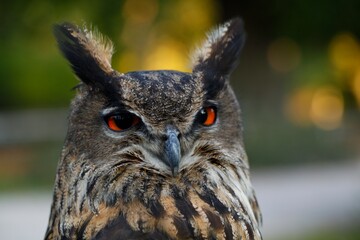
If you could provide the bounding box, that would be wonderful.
[45,17,262,240]
[53,23,116,91]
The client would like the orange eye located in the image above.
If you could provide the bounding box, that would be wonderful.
[105,113,140,131]
[197,106,217,126]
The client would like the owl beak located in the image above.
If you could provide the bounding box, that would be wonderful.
[164,128,181,176]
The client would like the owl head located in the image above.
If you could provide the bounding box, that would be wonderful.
[54,18,247,176]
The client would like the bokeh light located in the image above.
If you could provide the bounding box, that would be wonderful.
[116,0,217,72]
[285,86,344,130]
[143,37,189,71]
[329,33,360,73]
[285,87,314,127]
[310,86,344,130]
[353,69,360,108]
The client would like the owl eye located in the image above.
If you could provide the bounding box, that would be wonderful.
[105,112,140,131]
[197,106,217,126]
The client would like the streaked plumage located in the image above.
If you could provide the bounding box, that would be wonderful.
[45,18,262,240]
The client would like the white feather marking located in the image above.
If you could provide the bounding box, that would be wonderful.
[207,160,261,231]
[75,177,88,213]
[179,151,199,170]
[190,21,231,68]
[101,106,119,116]
[141,148,171,173]
[73,24,114,73]
[112,145,171,174]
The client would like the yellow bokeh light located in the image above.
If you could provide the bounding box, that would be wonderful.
[329,33,360,73]
[117,0,217,72]
[267,37,302,73]
[285,87,314,126]
[310,87,344,130]
[285,86,344,130]
[143,37,189,71]
[174,0,217,30]
[352,70,360,108]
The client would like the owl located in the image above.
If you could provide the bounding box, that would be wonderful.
[45,18,262,240]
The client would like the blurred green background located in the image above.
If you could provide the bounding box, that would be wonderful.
[0,0,359,239]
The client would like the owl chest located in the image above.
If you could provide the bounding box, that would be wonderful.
[80,181,255,240]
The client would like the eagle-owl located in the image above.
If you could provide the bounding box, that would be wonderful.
[45,18,262,240]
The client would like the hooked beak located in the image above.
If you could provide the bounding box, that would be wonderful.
[164,127,180,176]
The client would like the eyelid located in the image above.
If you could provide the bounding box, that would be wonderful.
[101,107,121,116]
[203,100,218,108]
[101,106,139,117]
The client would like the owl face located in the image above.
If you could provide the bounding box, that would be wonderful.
[55,19,247,176]
[68,69,242,176]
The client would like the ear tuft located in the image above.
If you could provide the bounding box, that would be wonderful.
[53,23,116,86]
[191,18,246,78]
